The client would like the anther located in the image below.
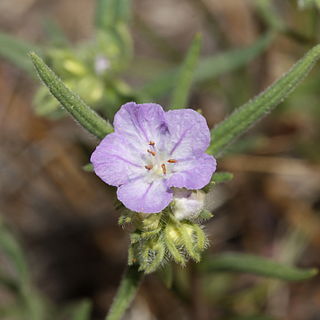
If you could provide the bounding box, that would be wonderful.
[147,149,156,156]
[149,141,155,146]
[161,164,167,175]
[167,159,177,163]
[145,165,153,170]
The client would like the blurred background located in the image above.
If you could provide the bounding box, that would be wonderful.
[0,0,320,319]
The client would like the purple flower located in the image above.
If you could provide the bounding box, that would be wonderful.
[90,102,216,213]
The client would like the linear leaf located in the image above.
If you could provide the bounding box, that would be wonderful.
[0,305,24,318]
[255,0,285,31]
[194,33,273,83]
[200,253,318,281]
[70,300,92,320]
[95,0,131,30]
[298,0,320,9]
[0,220,46,320]
[29,52,113,139]
[170,34,202,109]
[208,43,320,157]
[21,287,46,320]
[0,221,29,285]
[0,273,19,292]
[42,19,70,47]
[211,172,234,184]
[203,172,233,192]
[0,32,41,74]
[139,33,272,99]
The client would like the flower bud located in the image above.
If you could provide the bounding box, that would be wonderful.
[134,212,162,232]
[172,189,205,221]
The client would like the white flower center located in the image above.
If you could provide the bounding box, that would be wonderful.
[144,141,177,179]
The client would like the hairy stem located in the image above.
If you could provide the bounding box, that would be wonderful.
[105,265,143,320]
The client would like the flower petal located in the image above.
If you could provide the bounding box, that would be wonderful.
[90,133,145,187]
[167,154,216,189]
[165,109,210,159]
[113,102,168,148]
[117,178,173,213]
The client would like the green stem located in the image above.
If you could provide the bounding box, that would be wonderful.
[105,265,144,320]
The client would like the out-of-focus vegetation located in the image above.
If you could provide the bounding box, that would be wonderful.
[0,218,92,320]
[0,0,320,319]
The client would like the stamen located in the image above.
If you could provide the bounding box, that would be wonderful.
[161,164,167,175]
[145,165,153,170]
[149,141,155,146]
[147,149,156,156]
[167,159,177,163]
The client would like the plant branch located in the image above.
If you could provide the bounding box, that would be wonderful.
[105,265,143,320]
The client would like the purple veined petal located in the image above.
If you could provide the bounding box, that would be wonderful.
[167,154,216,189]
[117,177,173,213]
[90,133,146,187]
[113,102,169,147]
[165,109,211,159]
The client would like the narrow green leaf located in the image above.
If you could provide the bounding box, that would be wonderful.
[42,19,70,47]
[21,287,46,320]
[0,220,46,320]
[254,0,284,31]
[95,0,131,30]
[0,305,24,318]
[170,34,202,109]
[203,172,233,193]
[208,43,320,157]
[200,253,318,281]
[29,52,113,139]
[0,273,19,292]
[211,172,234,184]
[70,300,92,320]
[139,33,272,99]
[298,0,320,9]
[0,221,29,285]
[255,1,314,45]
[0,32,41,74]
[194,32,273,84]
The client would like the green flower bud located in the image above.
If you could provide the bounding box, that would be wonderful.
[139,239,166,274]
[76,77,104,104]
[133,212,162,232]
[126,208,209,273]
[63,59,87,76]
[164,220,208,265]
